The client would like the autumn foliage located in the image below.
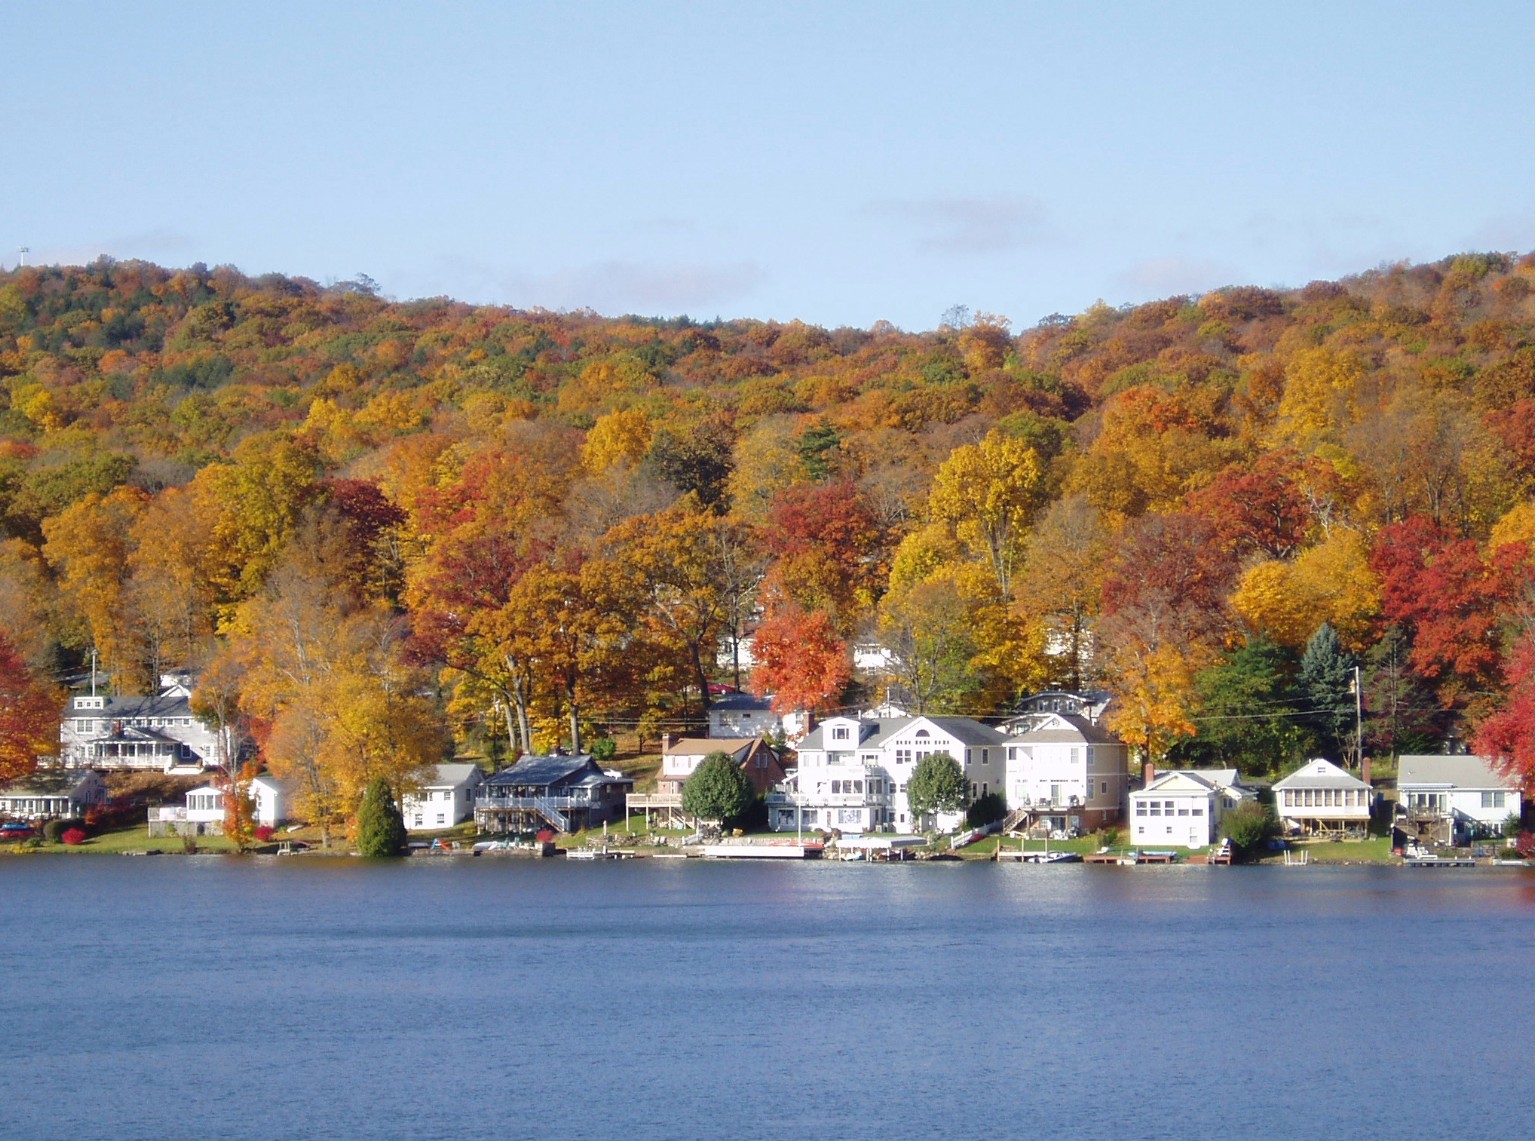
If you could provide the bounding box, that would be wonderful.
[0,251,1528,790]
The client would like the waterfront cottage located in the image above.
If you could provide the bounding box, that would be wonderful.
[476,754,633,834]
[1272,759,1373,837]
[629,737,784,828]
[148,782,226,837]
[0,769,108,821]
[1129,769,1255,849]
[400,763,484,832]
[1396,754,1521,844]
[248,773,294,827]
[1001,712,1128,834]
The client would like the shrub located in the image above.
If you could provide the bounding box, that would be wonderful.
[589,737,617,762]
[61,828,88,846]
[1222,800,1277,853]
[254,825,275,842]
[965,792,1007,828]
[42,819,80,843]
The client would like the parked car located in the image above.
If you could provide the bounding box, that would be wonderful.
[1,822,35,840]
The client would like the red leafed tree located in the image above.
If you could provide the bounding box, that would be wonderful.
[1370,516,1529,705]
[0,630,59,782]
[1183,451,1319,559]
[748,606,852,716]
[1471,631,1534,795]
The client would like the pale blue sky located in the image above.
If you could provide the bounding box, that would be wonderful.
[5,1,1531,330]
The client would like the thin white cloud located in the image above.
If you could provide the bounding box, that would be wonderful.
[1113,255,1242,298]
[865,195,1052,256]
[28,228,198,267]
[412,256,769,316]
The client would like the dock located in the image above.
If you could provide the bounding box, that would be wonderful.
[1403,855,1478,868]
[703,842,824,859]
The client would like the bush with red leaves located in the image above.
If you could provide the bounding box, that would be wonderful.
[61,828,88,845]
[254,825,274,842]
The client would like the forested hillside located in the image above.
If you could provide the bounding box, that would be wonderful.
[0,254,1530,825]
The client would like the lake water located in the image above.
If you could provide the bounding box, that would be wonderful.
[0,857,1529,1141]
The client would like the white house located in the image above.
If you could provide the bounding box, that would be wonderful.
[0,770,108,820]
[401,763,485,832]
[1273,759,1373,836]
[769,714,1006,834]
[1397,754,1521,841]
[147,782,228,837]
[249,773,294,827]
[1129,769,1255,849]
[60,675,229,772]
[1002,712,1128,833]
[707,693,782,739]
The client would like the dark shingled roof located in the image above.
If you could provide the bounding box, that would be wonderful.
[486,754,602,789]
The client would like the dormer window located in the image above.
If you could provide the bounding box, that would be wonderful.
[832,725,850,741]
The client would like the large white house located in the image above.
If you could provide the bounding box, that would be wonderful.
[1001,712,1128,833]
[401,764,485,832]
[60,675,229,772]
[1129,769,1256,849]
[1397,754,1521,842]
[1273,759,1373,836]
[769,714,1005,834]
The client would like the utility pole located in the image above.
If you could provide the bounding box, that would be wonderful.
[1352,664,1363,773]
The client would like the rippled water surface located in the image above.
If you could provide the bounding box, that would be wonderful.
[0,857,1529,1140]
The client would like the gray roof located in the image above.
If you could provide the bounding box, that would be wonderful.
[423,763,484,789]
[1004,712,1121,746]
[63,692,196,720]
[711,692,772,712]
[487,754,620,789]
[1273,759,1370,791]
[0,770,98,797]
[798,719,890,753]
[1398,754,1513,790]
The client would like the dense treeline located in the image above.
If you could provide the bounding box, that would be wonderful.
[0,254,1530,823]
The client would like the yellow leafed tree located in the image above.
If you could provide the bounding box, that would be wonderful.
[1231,529,1381,651]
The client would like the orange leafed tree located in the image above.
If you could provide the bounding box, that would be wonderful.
[0,630,59,781]
[748,606,852,717]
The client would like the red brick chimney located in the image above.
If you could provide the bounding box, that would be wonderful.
[1143,761,1156,788]
[1361,756,1371,787]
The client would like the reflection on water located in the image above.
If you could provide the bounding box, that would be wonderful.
[0,859,1529,1140]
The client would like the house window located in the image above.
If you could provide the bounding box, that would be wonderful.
[896,749,912,765]
[1191,805,1203,816]
[1482,792,1506,809]
[1100,781,1108,795]
[413,815,423,826]
[832,725,850,741]
[981,749,989,765]
[1134,802,1147,816]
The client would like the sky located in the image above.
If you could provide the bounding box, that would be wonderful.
[4,1,1532,332]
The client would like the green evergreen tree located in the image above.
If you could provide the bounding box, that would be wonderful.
[357,777,408,857]
[681,751,754,827]
[1298,624,1357,765]
[906,752,968,829]
[1171,636,1311,776]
